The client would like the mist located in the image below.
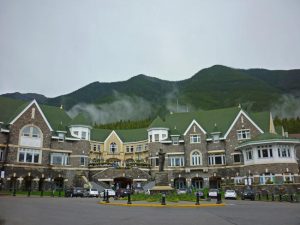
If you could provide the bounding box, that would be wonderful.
[271,95,300,119]
[67,93,153,124]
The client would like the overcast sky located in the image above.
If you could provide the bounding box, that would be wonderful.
[0,0,300,97]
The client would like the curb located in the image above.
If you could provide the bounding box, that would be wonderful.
[98,202,225,208]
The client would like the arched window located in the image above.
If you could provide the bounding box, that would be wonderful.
[21,126,41,138]
[191,151,202,166]
[110,142,117,154]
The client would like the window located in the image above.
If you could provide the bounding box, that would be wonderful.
[208,154,226,165]
[50,153,70,166]
[190,135,200,143]
[237,129,250,140]
[110,142,117,154]
[126,146,133,153]
[154,134,159,142]
[144,144,148,151]
[212,134,220,143]
[278,146,291,158]
[74,131,79,136]
[245,149,253,160]
[136,145,142,152]
[233,154,241,163]
[168,156,184,167]
[18,148,41,164]
[93,144,97,151]
[234,177,243,185]
[21,126,41,138]
[58,133,65,142]
[0,148,4,161]
[162,134,167,140]
[97,145,101,151]
[191,151,202,166]
[257,145,273,158]
[172,136,179,145]
[149,135,152,142]
[81,131,87,140]
[80,157,86,166]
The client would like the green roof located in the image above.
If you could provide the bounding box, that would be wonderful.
[90,128,147,142]
[0,96,71,131]
[248,111,270,132]
[116,128,148,142]
[238,132,300,147]
[148,116,167,128]
[164,107,240,136]
[40,104,71,131]
[71,113,92,126]
[91,128,112,142]
[0,96,27,124]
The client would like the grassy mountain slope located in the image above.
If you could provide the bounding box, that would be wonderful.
[2,65,300,121]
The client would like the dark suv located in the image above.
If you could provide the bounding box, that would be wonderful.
[65,187,85,197]
[241,189,255,201]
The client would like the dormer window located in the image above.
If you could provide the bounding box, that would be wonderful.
[81,131,87,140]
[58,133,65,142]
[212,134,220,143]
[172,136,179,145]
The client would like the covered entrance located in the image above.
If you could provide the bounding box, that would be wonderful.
[174,177,186,189]
[114,177,132,189]
[209,176,221,189]
[191,177,203,189]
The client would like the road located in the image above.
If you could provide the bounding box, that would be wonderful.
[0,197,299,225]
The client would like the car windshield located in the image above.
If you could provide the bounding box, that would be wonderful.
[91,189,97,191]
[226,190,235,193]
[210,189,218,192]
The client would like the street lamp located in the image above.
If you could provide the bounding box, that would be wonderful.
[12,173,16,196]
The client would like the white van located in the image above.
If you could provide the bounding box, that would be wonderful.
[86,188,99,197]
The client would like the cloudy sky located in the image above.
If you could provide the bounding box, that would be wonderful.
[0,0,300,97]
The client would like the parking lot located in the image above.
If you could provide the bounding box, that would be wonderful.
[0,196,299,225]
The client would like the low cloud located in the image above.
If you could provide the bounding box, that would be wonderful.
[271,95,300,118]
[165,87,195,113]
[67,93,153,124]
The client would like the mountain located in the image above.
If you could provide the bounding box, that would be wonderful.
[1,92,47,103]
[1,65,300,122]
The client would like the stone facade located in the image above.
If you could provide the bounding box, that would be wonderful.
[1,100,299,193]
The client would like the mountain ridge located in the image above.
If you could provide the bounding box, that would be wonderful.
[2,65,300,122]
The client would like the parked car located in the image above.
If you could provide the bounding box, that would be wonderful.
[224,190,237,200]
[177,188,187,194]
[241,189,255,201]
[208,189,219,198]
[100,189,116,198]
[86,188,99,197]
[115,188,132,198]
[65,187,85,197]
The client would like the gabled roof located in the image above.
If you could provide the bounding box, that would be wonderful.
[115,128,148,142]
[163,107,240,136]
[90,128,147,143]
[0,96,71,132]
[90,128,112,142]
[10,100,54,131]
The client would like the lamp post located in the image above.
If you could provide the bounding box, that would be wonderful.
[12,173,16,196]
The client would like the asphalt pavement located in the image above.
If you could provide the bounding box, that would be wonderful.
[0,196,299,225]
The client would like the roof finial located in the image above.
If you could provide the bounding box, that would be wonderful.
[60,105,63,110]
[174,125,177,130]
[214,123,217,127]
[238,103,241,109]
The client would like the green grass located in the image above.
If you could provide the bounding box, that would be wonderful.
[2,191,65,197]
